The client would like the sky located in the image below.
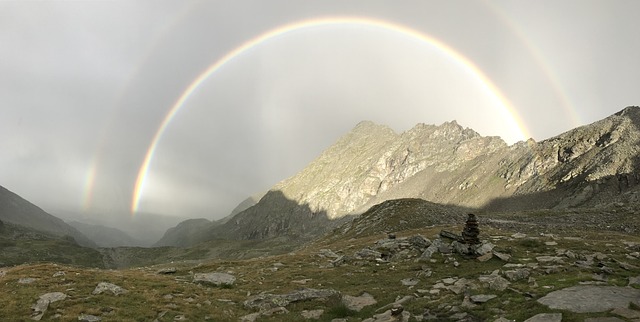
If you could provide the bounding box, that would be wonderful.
[1,1,639,226]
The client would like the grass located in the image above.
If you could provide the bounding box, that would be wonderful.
[1,219,639,321]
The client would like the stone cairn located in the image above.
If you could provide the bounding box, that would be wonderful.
[461,214,480,246]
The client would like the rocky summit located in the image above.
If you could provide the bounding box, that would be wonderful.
[170,106,640,247]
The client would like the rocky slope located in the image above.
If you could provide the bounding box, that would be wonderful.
[0,185,96,248]
[165,106,640,246]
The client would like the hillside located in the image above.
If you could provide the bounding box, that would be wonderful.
[163,106,640,247]
[1,199,639,321]
[0,185,95,248]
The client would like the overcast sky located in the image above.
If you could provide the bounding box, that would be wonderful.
[1,1,638,224]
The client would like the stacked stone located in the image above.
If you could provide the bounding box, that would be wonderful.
[462,214,480,245]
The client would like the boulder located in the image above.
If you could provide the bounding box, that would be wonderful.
[523,313,562,322]
[244,288,339,311]
[537,286,640,313]
[92,282,128,296]
[342,292,377,311]
[193,272,236,286]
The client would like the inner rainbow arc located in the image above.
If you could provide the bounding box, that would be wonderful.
[130,16,530,215]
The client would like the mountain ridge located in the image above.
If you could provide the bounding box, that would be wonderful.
[162,106,640,247]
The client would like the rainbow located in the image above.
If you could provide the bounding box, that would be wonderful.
[130,16,530,215]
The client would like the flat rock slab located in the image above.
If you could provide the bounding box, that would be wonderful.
[537,286,640,313]
[524,313,562,322]
[342,292,377,311]
[193,272,236,286]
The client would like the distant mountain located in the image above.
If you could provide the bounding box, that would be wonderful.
[67,221,145,247]
[162,106,640,247]
[154,218,214,247]
[0,185,96,248]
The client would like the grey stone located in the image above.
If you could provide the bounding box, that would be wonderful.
[18,277,36,284]
[262,307,289,316]
[364,309,411,322]
[52,271,66,277]
[611,307,640,319]
[511,233,527,239]
[478,272,510,291]
[244,288,339,311]
[475,242,495,256]
[92,282,128,296]
[318,249,340,259]
[78,314,102,322]
[630,275,640,286]
[31,292,67,320]
[301,309,324,319]
[537,286,640,313]
[504,268,531,281]
[356,248,383,260]
[401,278,419,286]
[157,267,177,274]
[523,313,562,322]
[407,235,431,249]
[493,251,512,262]
[193,272,235,286]
[583,318,625,322]
[342,292,377,311]
[536,256,564,264]
[239,312,260,322]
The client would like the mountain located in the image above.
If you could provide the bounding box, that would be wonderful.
[161,106,640,247]
[0,185,96,248]
[67,221,145,247]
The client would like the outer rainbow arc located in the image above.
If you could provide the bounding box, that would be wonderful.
[130,16,530,215]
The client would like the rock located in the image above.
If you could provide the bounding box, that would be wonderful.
[493,251,511,262]
[523,313,562,322]
[610,307,640,319]
[470,294,497,303]
[364,308,411,322]
[78,314,102,322]
[583,318,625,322]
[318,249,340,259]
[157,267,177,274]
[629,275,640,286]
[356,248,383,260]
[536,256,564,264]
[18,277,36,284]
[511,233,527,239]
[503,269,530,281]
[244,288,339,311]
[475,242,495,256]
[301,309,324,319]
[420,239,443,260]
[477,252,493,262]
[92,282,128,296]
[401,278,419,286]
[262,307,289,316]
[193,272,235,286]
[0,270,5,278]
[494,318,515,322]
[544,241,558,246]
[239,312,260,322]
[52,271,65,277]
[31,292,67,320]
[342,292,377,311]
[478,272,510,291]
[537,286,640,313]
[375,295,414,313]
[407,235,431,249]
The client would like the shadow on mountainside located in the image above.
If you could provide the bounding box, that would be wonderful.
[206,189,351,242]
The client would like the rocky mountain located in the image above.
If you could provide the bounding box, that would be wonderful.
[67,221,145,248]
[0,185,96,248]
[162,106,640,247]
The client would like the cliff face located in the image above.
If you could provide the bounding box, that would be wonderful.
[171,106,640,245]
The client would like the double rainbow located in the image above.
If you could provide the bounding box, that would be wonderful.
[130,16,530,215]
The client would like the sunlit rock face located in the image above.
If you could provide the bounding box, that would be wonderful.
[176,106,640,244]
